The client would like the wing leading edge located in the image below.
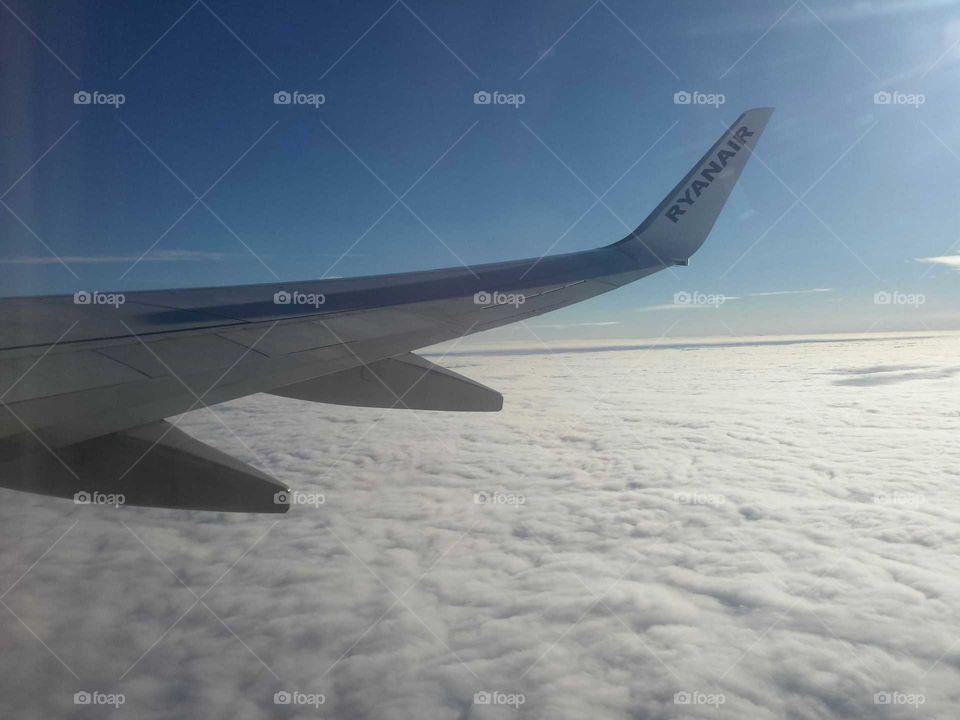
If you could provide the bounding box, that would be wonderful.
[0,108,773,511]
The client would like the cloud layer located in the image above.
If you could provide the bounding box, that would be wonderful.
[1,332,959,718]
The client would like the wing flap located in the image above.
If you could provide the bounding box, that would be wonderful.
[0,421,289,513]
[268,352,503,412]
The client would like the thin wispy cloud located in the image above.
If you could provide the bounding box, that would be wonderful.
[746,288,834,297]
[635,288,833,313]
[635,302,735,312]
[691,0,960,35]
[527,321,621,329]
[0,251,367,266]
[0,250,232,265]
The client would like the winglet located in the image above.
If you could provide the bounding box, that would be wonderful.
[614,107,773,264]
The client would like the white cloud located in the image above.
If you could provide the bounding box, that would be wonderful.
[1,332,960,718]
[916,255,960,268]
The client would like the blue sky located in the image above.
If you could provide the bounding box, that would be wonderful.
[2,0,959,339]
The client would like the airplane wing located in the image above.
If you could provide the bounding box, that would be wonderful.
[0,108,773,513]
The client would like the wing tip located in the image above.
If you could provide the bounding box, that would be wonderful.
[613,106,774,263]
